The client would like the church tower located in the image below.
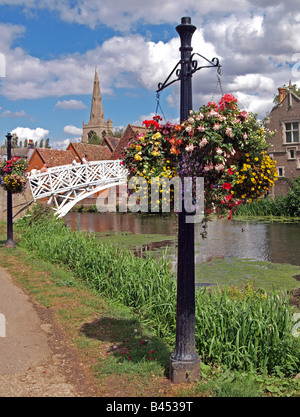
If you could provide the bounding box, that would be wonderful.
[82,67,113,143]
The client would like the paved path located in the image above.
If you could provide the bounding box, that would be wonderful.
[0,267,98,397]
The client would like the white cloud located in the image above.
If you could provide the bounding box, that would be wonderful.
[0,109,28,118]
[11,126,49,141]
[54,99,87,109]
[54,137,81,149]
[1,1,300,120]
[63,125,82,135]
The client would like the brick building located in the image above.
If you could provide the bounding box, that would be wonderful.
[110,124,149,160]
[27,147,75,171]
[66,142,111,162]
[267,86,300,195]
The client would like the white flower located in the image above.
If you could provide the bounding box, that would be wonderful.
[216,147,223,155]
[243,132,248,140]
[208,110,219,117]
[188,117,194,124]
[185,125,193,133]
[225,127,233,138]
[185,144,194,152]
[213,123,220,130]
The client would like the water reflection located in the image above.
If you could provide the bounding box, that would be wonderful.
[65,212,300,267]
[66,211,177,236]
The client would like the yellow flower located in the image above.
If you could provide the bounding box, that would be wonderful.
[152,132,162,140]
[134,154,143,161]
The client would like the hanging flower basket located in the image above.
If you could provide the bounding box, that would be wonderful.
[122,94,278,222]
[0,157,28,194]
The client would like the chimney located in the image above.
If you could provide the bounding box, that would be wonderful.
[27,139,34,149]
[278,87,287,104]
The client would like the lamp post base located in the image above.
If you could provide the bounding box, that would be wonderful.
[5,240,15,248]
[169,356,200,383]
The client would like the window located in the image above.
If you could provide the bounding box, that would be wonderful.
[278,167,285,177]
[287,147,297,159]
[285,122,299,143]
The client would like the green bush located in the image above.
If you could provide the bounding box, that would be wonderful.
[234,176,300,217]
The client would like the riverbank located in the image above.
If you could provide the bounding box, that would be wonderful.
[1,215,300,397]
[0,222,178,397]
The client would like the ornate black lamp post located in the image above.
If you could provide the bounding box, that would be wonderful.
[5,132,15,248]
[157,17,220,383]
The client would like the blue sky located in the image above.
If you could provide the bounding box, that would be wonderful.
[0,0,299,148]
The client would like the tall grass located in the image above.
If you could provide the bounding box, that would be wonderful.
[234,195,291,217]
[16,212,300,376]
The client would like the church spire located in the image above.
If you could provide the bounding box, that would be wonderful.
[89,66,105,125]
[82,66,113,143]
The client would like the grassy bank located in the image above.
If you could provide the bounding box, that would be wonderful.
[15,210,300,377]
[1,207,300,396]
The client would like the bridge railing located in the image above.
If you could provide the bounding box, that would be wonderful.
[28,159,127,200]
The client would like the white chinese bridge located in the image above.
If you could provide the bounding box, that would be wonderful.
[28,160,127,218]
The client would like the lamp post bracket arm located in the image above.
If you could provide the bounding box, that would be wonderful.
[191,54,221,74]
[156,59,182,93]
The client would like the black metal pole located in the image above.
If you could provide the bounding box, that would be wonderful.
[5,132,15,248]
[169,17,200,383]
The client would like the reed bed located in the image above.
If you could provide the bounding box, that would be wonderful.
[16,213,300,376]
[235,178,300,218]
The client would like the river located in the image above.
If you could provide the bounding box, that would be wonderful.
[65,212,300,267]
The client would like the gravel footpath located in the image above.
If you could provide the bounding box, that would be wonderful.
[0,267,98,397]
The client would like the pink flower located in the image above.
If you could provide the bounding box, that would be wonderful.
[199,137,208,148]
[216,147,223,155]
[196,113,204,120]
[197,125,206,132]
[204,162,214,171]
[215,163,225,171]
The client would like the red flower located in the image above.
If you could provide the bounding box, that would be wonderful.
[228,167,234,175]
[222,182,232,190]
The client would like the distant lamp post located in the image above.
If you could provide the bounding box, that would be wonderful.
[157,17,220,383]
[5,132,15,248]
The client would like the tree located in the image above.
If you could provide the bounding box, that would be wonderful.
[45,138,51,148]
[39,139,44,148]
[88,132,103,145]
[113,126,125,138]
[24,139,28,148]
[11,134,18,148]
